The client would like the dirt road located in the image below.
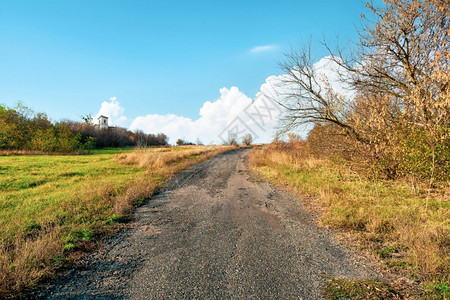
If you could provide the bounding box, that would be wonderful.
[38,148,377,299]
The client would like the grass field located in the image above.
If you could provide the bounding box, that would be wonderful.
[249,145,449,299]
[0,145,233,297]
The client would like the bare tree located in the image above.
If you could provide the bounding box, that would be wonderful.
[242,133,253,146]
[331,0,449,130]
[277,44,364,142]
[134,130,148,148]
[275,0,449,180]
[277,0,448,139]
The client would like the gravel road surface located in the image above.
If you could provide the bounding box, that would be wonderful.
[37,148,378,299]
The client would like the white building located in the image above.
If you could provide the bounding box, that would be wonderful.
[98,115,109,130]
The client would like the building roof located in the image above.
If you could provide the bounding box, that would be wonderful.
[98,115,109,119]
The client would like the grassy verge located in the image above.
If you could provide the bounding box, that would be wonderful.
[0,145,234,298]
[249,145,449,299]
[322,278,408,299]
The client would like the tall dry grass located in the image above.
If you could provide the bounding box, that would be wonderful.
[115,145,232,169]
[250,143,449,296]
[0,225,64,296]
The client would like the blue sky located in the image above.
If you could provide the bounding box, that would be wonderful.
[0,0,370,142]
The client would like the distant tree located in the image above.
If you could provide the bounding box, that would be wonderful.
[242,133,253,146]
[0,105,30,149]
[176,138,196,145]
[226,131,239,146]
[134,130,148,148]
[0,104,83,152]
[0,103,171,152]
[157,133,168,145]
[33,113,52,130]
[81,114,94,125]
[0,105,14,149]
[83,136,96,153]
[55,123,80,152]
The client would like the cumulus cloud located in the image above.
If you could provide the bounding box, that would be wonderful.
[250,45,278,53]
[311,56,354,97]
[130,114,194,141]
[107,56,350,145]
[94,96,128,127]
[129,87,264,144]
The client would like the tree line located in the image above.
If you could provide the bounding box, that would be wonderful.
[277,0,449,182]
[0,104,168,152]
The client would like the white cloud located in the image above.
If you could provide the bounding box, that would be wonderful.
[129,87,264,144]
[250,45,278,53]
[312,56,354,97]
[130,114,194,142]
[94,96,128,127]
[100,56,351,145]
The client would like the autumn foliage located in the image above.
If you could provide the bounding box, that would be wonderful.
[278,0,449,183]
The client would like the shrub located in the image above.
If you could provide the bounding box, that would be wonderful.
[242,133,253,146]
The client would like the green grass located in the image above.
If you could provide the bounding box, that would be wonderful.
[90,147,135,155]
[422,281,450,299]
[0,152,144,244]
[323,278,406,299]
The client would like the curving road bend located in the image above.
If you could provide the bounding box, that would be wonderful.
[38,148,377,299]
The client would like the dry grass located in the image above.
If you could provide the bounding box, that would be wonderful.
[250,144,449,298]
[322,278,409,299]
[0,225,64,296]
[115,145,232,169]
[0,145,233,298]
[0,150,87,156]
